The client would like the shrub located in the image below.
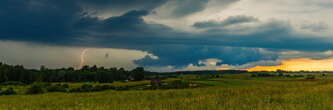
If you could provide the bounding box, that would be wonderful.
[93,85,114,91]
[255,73,276,77]
[163,80,190,89]
[61,84,69,88]
[306,75,316,80]
[1,87,16,95]
[68,88,80,92]
[0,81,25,86]
[69,84,94,92]
[115,86,131,90]
[47,84,67,92]
[173,80,189,89]
[293,75,304,78]
[26,83,47,94]
[81,84,93,92]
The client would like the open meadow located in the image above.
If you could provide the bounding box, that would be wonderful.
[1,73,333,110]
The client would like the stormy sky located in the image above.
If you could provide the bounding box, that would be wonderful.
[1,0,333,72]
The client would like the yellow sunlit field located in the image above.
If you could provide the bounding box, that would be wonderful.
[1,73,333,110]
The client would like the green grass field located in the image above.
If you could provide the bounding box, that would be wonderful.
[1,73,333,110]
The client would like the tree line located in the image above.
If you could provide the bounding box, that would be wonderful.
[0,63,149,84]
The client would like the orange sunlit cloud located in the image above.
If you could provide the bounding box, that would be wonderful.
[247,58,333,71]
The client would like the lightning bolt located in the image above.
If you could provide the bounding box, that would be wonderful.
[79,49,88,69]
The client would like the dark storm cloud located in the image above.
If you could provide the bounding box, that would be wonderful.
[0,0,82,44]
[171,0,209,17]
[0,0,173,45]
[80,0,167,9]
[134,46,278,67]
[79,0,168,15]
[80,10,177,38]
[193,15,259,28]
[1,0,333,68]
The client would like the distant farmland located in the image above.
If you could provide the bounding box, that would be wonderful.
[1,73,333,110]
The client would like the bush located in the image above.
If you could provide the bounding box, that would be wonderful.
[69,84,116,92]
[61,84,69,88]
[161,80,190,89]
[253,73,276,77]
[69,84,94,92]
[114,86,130,90]
[292,75,304,78]
[0,81,25,86]
[26,83,47,94]
[306,75,316,80]
[47,84,67,92]
[0,87,16,95]
[93,85,114,91]
[172,80,189,89]
[81,84,93,92]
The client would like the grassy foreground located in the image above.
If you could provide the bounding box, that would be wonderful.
[1,74,333,110]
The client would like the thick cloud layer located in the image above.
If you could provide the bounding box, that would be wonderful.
[134,46,278,67]
[1,0,333,70]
